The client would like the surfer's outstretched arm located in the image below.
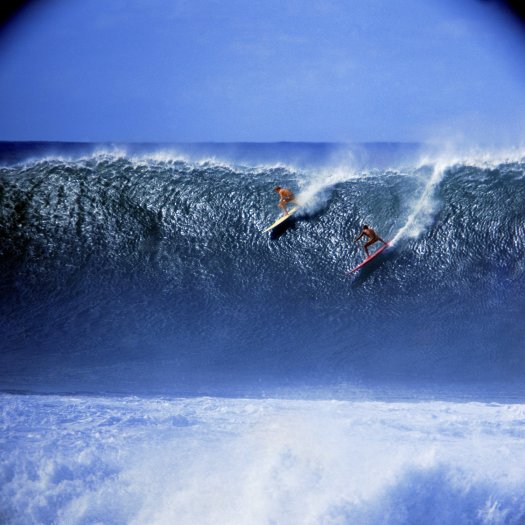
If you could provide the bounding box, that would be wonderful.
[354,231,364,242]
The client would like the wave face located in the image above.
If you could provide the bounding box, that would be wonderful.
[0,143,524,395]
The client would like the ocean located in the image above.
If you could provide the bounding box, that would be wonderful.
[1,141,524,524]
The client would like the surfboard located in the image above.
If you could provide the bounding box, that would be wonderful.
[348,242,390,273]
[262,207,299,233]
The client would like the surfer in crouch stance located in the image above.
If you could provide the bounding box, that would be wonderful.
[354,225,387,257]
[274,186,295,216]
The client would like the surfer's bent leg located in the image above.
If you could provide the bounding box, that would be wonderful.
[364,238,377,256]
[279,198,292,215]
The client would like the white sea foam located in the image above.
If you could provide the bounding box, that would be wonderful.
[390,160,447,245]
[295,145,525,221]
[1,393,524,525]
[295,157,366,215]
[389,144,525,246]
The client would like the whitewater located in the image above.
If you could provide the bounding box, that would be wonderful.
[1,142,524,524]
[1,393,525,525]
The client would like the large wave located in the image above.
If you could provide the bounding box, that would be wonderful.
[1,144,524,395]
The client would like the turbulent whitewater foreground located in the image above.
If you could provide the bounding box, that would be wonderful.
[1,393,525,525]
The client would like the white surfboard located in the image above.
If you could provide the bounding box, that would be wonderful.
[262,207,299,233]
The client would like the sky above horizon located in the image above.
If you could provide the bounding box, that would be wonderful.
[0,0,524,143]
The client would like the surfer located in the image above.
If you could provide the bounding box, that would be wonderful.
[274,186,295,216]
[354,225,387,257]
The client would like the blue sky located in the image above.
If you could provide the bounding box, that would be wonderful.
[0,0,524,143]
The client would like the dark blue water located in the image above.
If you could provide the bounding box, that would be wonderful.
[1,142,524,396]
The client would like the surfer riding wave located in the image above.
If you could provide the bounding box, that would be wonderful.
[354,225,387,257]
[274,186,296,216]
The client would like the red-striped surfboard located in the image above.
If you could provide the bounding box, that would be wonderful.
[348,242,390,273]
